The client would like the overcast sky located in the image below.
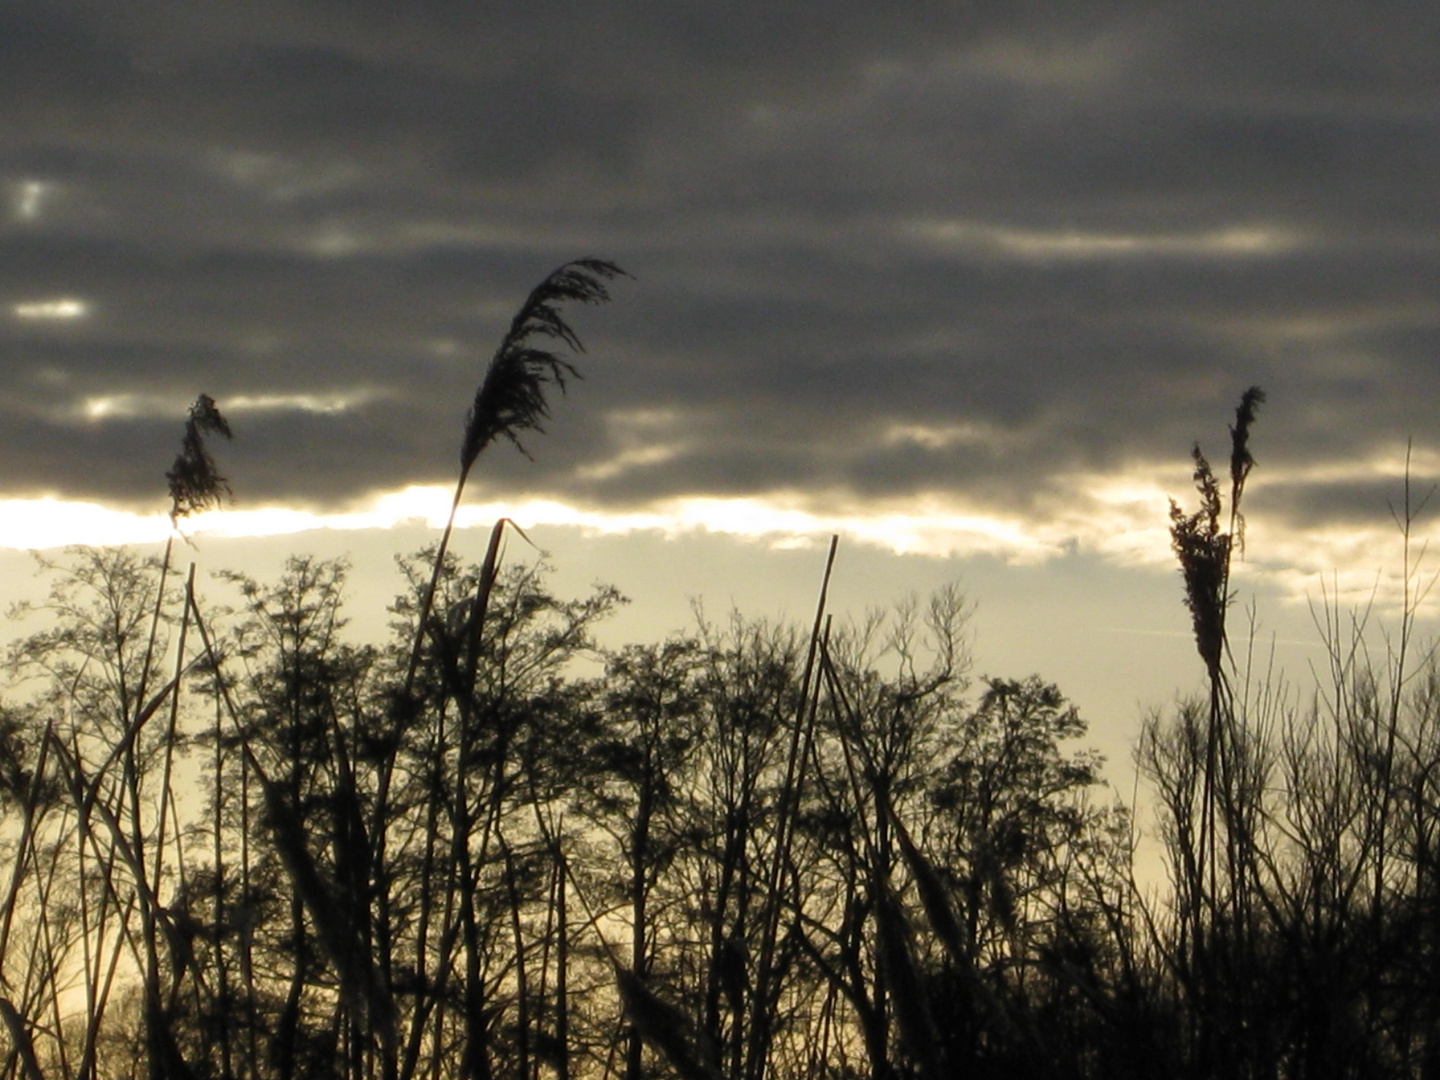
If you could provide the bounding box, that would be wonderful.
[3,2,1439,706]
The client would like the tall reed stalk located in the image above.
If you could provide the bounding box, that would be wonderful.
[133,395,232,722]
[1163,387,1266,1075]
[744,535,836,1080]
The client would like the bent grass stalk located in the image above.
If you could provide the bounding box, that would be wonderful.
[387,259,621,1074]
[0,995,45,1080]
[536,804,724,1080]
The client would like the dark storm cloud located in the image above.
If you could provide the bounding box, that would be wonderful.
[2,0,1438,545]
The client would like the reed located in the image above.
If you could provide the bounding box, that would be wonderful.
[133,393,233,720]
[1166,389,1263,961]
[403,258,626,697]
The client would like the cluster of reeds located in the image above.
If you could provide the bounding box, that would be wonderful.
[1136,389,1440,1079]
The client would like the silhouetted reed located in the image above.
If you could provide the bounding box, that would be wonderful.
[405,258,626,696]
[165,393,233,525]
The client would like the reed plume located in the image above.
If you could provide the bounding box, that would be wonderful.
[1227,386,1266,568]
[1228,387,1265,506]
[405,258,626,694]
[1170,448,1228,678]
[461,257,627,469]
[872,887,942,1080]
[165,393,233,524]
[1170,387,1263,677]
[131,394,234,796]
[1167,386,1264,1057]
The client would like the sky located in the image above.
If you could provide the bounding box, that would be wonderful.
[3,2,1440,794]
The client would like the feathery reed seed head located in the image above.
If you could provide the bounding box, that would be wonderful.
[165,393,233,523]
[1228,385,1265,555]
[873,886,943,1078]
[1229,385,1266,494]
[1171,387,1263,674]
[461,258,627,471]
[1170,464,1228,675]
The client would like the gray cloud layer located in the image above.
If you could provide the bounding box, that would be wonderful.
[2,1,1438,538]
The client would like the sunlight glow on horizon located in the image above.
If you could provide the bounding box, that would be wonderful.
[11,179,49,222]
[882,420,1000,449]
[0,484,1142,560]
[3,465,1435,615]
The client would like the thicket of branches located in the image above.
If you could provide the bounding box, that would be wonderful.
[0,262,1437,1080]
[0,539,1131,1080]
